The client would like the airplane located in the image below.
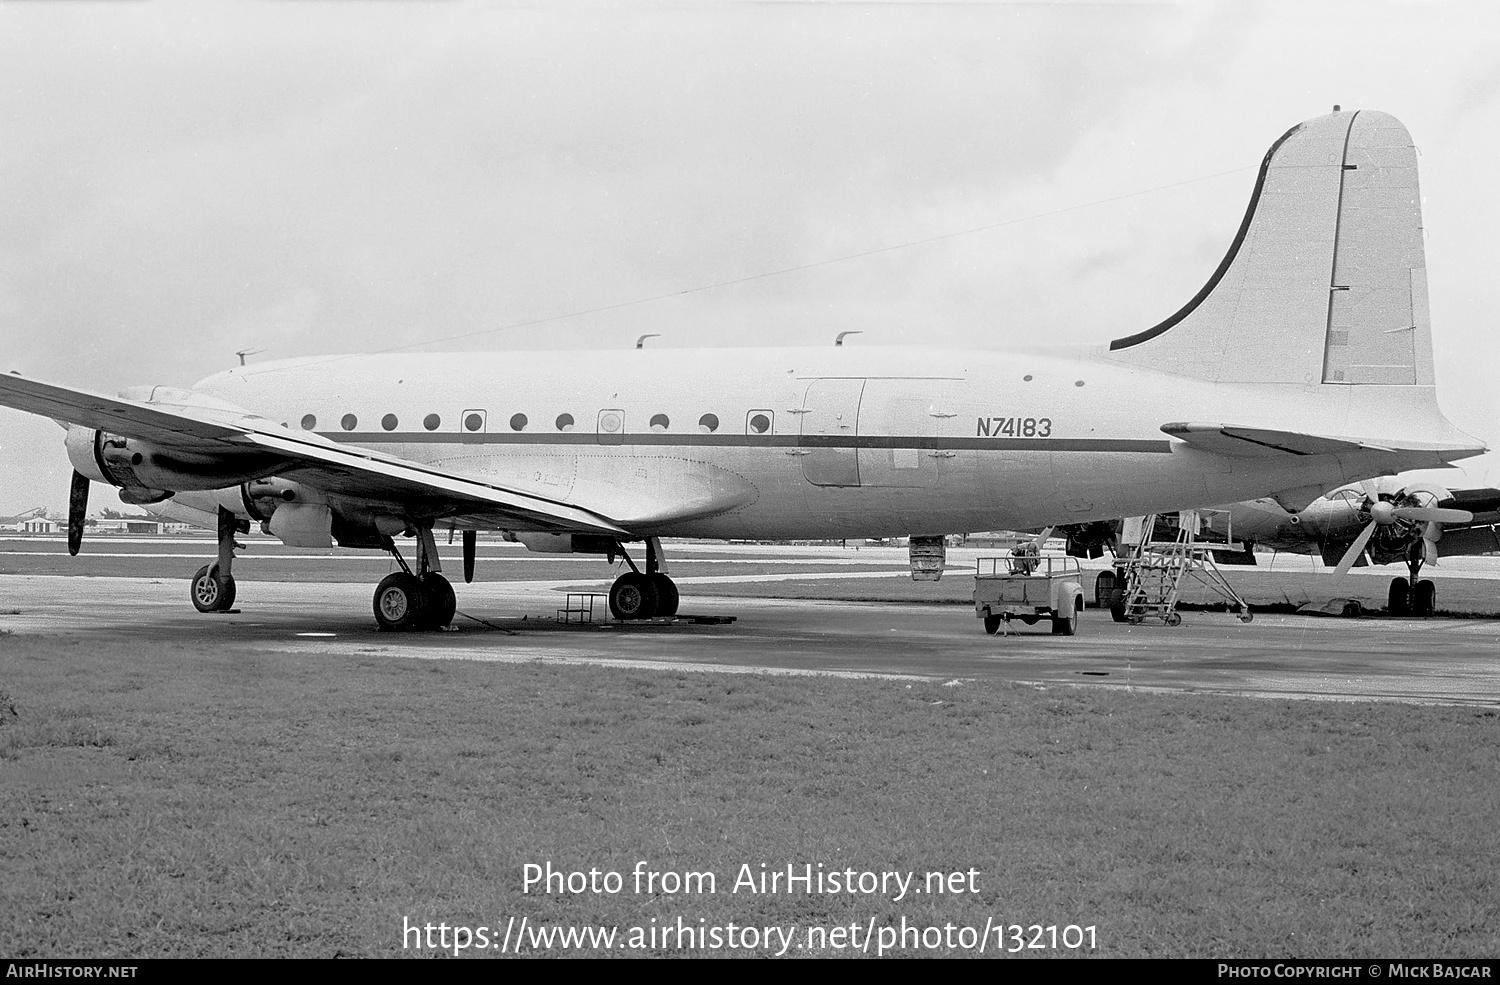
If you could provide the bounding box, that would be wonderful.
[0,108,1487,632]
[1198,470,1499,615]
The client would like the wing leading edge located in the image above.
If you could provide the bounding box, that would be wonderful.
[0,373,630,537]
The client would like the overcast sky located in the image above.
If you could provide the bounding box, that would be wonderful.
[2,0,1497,515]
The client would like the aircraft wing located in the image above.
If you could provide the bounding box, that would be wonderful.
[0,373,630,536]
[1438,487,1500,525]
[1160,423,1391,457]
[1,372,251,451]
[1434,524,1500,557]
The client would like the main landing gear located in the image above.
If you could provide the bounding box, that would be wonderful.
[608,537,680,621]
[191,506,247,613]
[374,525,457,631]
[1387,541,1437,617]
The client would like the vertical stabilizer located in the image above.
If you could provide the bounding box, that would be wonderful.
[1105,110,1431,388]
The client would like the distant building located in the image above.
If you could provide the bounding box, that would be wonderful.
[91,518,165,535]
[0,507,52,533]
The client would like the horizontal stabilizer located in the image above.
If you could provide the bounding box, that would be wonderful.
[1161,423,1391,457]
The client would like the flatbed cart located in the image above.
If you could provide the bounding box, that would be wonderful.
[974,554,1085,636]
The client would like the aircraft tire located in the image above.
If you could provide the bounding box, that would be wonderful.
[423,573,457,629]
[190,564,236,613]
[649,574,679,618]
[983,614,1002,635]
[1413,579,1436,617]
[374,572,429,631]
[609,572,658,620]
[1388,577,1411,616]
[1110,602,1129,623]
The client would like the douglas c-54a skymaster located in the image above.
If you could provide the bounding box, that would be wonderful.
[0,109,1485,631]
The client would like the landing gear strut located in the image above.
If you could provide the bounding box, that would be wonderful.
[374,525,457,631]
[1389,541,1436,617]
[608,537,680,620]
[191,506,246,613]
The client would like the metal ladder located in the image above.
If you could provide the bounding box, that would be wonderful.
[1116,511,1252,626]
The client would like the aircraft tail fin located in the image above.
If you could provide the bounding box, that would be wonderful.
[1105,110,1432,388]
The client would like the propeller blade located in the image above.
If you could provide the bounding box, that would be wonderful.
[1391,506,1473,525]
[67,470,90,556]
[1029,526,1054,551]
[462,529,477,584]
[1418,520,1442,567]
[1332,520,1378,576]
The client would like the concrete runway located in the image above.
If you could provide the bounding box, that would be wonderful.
[3,541,1499,706]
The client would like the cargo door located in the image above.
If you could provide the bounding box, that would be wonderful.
[799,379,865,487]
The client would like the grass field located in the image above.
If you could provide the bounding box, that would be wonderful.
[2,630,1498,958]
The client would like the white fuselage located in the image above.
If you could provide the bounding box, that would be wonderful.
[191,345,1469,540]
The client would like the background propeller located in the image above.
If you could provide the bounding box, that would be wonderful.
[1331,492,1472,576]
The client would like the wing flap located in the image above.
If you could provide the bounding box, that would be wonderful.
[247,431,628,535]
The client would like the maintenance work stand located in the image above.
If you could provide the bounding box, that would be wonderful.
[1096,510,1252,626]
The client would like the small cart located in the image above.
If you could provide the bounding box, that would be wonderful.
[974,554,1085,636]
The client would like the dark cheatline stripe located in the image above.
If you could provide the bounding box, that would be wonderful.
[321,432,1172,453]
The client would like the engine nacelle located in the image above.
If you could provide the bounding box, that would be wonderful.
[268,503,333,548]
[507,532,617,555]
[65,424,284,500]
[167,478,321,525]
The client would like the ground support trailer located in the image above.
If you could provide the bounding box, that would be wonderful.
[974,555,1085,636]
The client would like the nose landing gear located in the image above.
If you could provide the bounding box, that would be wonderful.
[1388,541,1436,617]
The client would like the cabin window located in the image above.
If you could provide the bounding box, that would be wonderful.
[510,413,528,431]
[423,413,441,431]
[381,414,398,431]
[300,414,317,430]
[699,413,719,433]
[747,411,772,434]
[341,414,358,431]
[650,414,669,432]
[464,412,484,432]
[556,413,575,431]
